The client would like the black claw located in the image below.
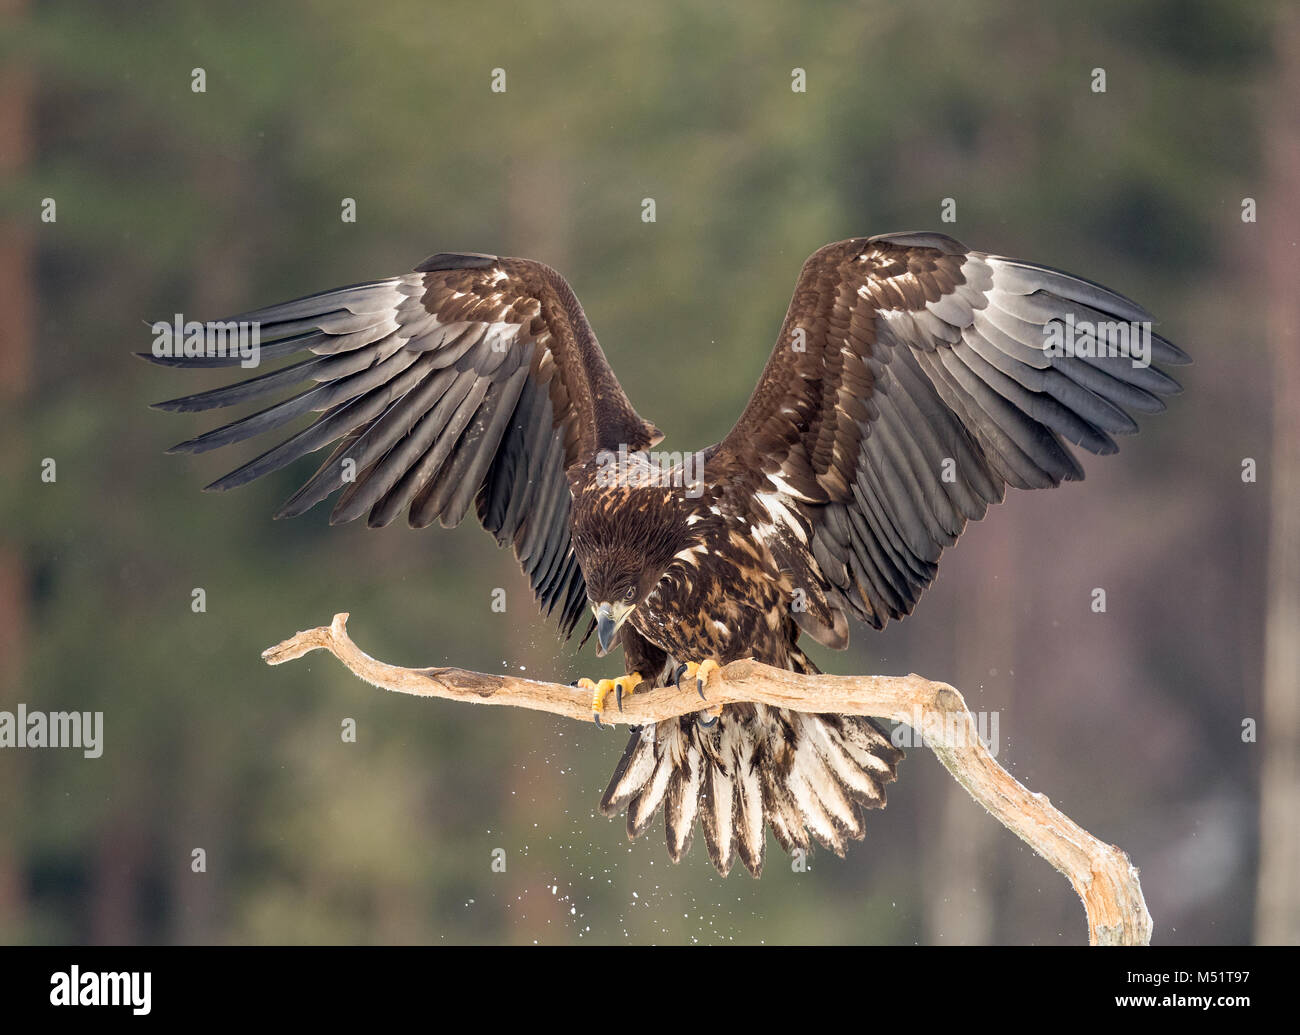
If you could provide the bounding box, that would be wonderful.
[673,663,688,692]
[593,711,607,730]
[697,711,719,728]
[697,679,706,700]
[616,682,625,712]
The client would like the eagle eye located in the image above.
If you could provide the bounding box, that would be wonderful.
[623,585,637,602]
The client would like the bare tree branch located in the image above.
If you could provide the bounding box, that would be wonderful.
[263,611,1153,946]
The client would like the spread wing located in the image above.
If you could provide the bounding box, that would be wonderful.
[146,252,660,638]
[705,231,1188,639]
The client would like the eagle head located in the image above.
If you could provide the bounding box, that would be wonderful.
[571,485,695,656]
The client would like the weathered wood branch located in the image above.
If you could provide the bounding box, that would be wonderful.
[263,611,1152,946]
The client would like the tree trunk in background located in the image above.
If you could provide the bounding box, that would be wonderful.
[502,154,573,942]
[160,153,258,945]
[922,92,1036,943]
[1255,5,1300,946]
[0,0,32,943]
[923,511,1013,945]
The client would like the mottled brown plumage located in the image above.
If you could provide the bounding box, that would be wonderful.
[148,231,1186,877]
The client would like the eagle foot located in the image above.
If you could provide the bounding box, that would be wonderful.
[695,704,724,728]
[577,672,643,728]
[673,659,720,699]
[672,660,723,726]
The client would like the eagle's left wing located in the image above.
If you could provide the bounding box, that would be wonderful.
[704,231,1188,641]
[144,253,659,639]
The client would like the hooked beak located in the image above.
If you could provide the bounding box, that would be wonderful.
[594,601,635,657]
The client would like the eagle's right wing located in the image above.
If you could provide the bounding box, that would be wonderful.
[146,253,659,638]
[705,231,1189,638]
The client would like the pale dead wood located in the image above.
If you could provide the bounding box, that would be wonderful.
[263,611,1153,946]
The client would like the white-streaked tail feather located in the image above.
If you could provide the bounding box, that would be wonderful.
[599,705,902,876]
[665,748,702,861]
[700,764,736,875]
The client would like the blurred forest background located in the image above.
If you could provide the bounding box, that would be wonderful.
[2,0,1297,945]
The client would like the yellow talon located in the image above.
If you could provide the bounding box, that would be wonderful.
[698,702,724,725]
[674,660,723,726]
[578,672,643,726]
[676,659,720,697]
[696,659,720,690]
